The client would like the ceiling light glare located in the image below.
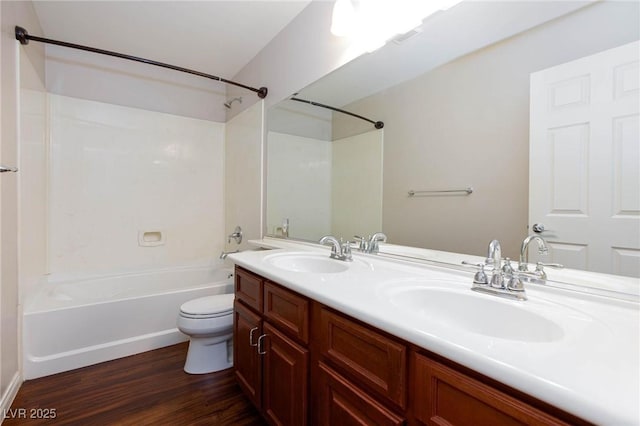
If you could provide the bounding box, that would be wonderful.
[331,0,465,52]
[331,0,356,36]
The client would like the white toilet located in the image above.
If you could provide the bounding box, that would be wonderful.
[177,293,235,374]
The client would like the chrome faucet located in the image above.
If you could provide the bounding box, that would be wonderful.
[463,237,566,300]
[486,239,504,288]
[319,235,353,261]
[487,239,502,270]
[462,239,526,301]
[517,235,563,281]
[353,235,369,252]
[368,232,387,254]
[518,235,548,271]
[220,250,239,260]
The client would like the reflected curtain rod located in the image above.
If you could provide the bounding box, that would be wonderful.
[14,26,268,99]
[290,96,384,129]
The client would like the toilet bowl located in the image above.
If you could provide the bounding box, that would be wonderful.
[177,293,235,374]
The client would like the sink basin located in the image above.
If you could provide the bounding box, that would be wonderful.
[264,253,350,273]
[384,285,564,342]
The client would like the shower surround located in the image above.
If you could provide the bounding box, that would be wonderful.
[19,93,230,376]
[48,94,225,279]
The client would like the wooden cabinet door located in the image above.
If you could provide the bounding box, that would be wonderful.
[262,322,309,426]
[234,300,262,408]
[315,361,405,426]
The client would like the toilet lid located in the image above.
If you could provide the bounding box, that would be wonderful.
[180,294,234,318]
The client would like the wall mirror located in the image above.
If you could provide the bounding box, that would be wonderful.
[264,0,640,288]
[266,98,383,241]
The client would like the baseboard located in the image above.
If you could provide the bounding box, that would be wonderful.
[0,372,22,424]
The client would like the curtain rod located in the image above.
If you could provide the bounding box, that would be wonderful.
[15,26,268,99]
[290,97,384,129]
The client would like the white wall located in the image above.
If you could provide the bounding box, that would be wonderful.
[19,42,47,304]
[267,131,332,240]
[48,95,225,277]
[18,88,46,303]
[268,101,332,142]
[333,1,640,259]
[1,0,45,412]
[331,130,383,240]
[46,45,227,123]
[224,101,264,252]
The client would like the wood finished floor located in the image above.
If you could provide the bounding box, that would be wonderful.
[5,343,266,426]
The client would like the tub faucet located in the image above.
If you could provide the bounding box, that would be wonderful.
[220,250,239,260]
[518,235,548,271]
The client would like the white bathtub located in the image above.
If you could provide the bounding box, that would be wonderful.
[23,265,234,379]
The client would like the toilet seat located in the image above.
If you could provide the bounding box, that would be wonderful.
[179,294,234,319]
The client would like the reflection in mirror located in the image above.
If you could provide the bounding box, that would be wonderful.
[266,99,383,242]
[266,1,640,284]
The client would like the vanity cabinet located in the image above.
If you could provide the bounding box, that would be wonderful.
[233,267,309,425]
[234,266,589,426]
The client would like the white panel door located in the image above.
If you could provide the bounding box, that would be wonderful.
[529,41,640,277]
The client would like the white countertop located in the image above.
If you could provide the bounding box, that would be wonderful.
[228,243,639,425]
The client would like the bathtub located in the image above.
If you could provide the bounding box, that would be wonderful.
[23,265,234,379]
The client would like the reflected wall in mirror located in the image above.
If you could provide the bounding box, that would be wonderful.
[266,100,383,241]
[266,0,640,280]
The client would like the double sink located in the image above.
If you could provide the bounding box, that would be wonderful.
[262,251,588,344]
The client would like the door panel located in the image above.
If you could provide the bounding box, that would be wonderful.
[530,41,640,277]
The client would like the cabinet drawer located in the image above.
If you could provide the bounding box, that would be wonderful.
[318,308,407,409]
[235,266,263,312]
[412,353,571,426]
[264,281,309,344]
[315,361,405,426]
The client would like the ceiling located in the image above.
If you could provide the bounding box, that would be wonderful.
[298,0,595,107]
[32,1,312,80]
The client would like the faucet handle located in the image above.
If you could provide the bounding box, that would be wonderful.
[534,262,563,280]
[228,226,243,244]
[490,272,505,289]
[507,275,525,292]
[501,258,514,274]
[461,261,489,285]
[353,235,369,252]
[341,241,353,261]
